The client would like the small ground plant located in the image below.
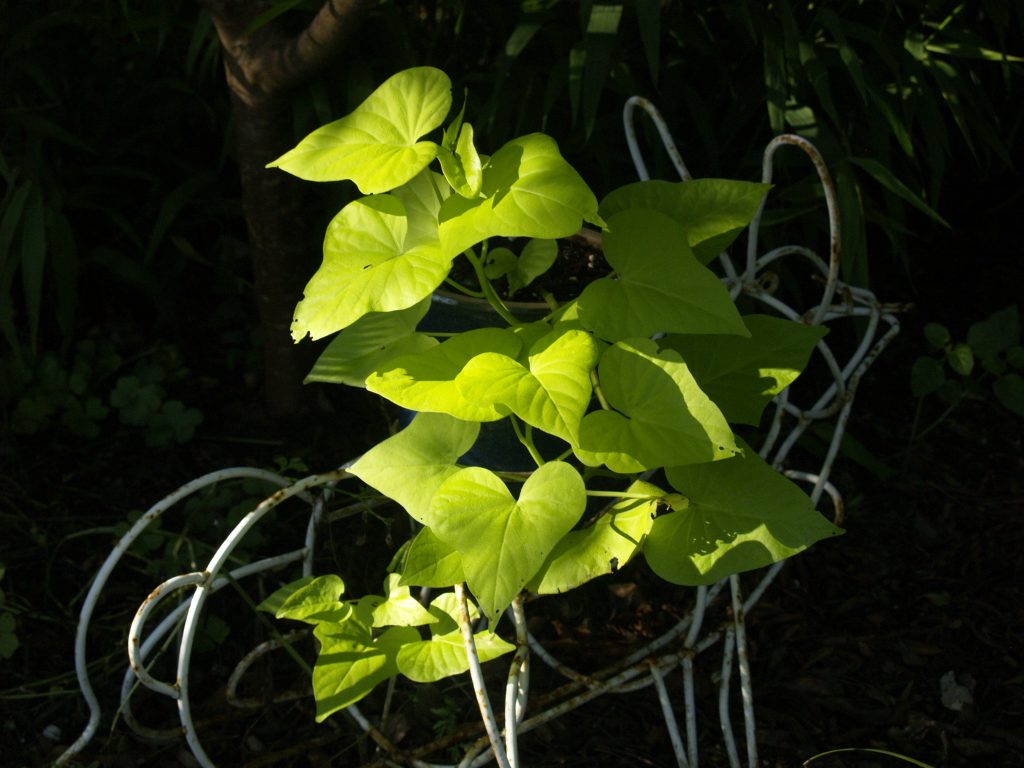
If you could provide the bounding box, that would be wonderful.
[258,66,843,723]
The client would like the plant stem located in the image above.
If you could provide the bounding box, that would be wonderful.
[464,248,519,326]
[591,370,611,410]
[585,490,661,501]
[510,417,545,468]
[444,278,485,298]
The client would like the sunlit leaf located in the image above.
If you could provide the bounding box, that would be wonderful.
[367,327,520,420]
[576,338,737,473]
[348,412,479,523]
[397,629,514,683]
[644,447,843,585]
[439,133,600,257]
[371,573,438,628]
[268,67,452,194]
[400,526,465,587]
[305,300,435,387]
[426,462,586,621]
[292,195,453,340]
[529,480,661,594]
[577,210,748,342]
[598,179,771,263]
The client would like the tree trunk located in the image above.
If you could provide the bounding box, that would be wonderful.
[201,0,376,417]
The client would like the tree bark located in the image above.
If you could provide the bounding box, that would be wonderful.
[201,0,376,417]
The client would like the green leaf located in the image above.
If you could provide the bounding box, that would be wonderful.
[529,480,661,594]
[994,373,1024,416]
[910,356,946,397]
[292,195,453,340]
[482,246,518,280]
[454,328,600,444]
[644,448,844,585]
[313,624,418,721]
[848,157,951,229]
[438,122,483,198]
[576,338,737,473]
[400,526,465,587]
[348,412,480,524]
[660,315,828,426]
[967,306,1019,362]
[426,462,586,621]
[110,376,162,426]
[946,343,974,377]
[598,179,771,263]
[577,210,749,342]
[397,628,515,683]
[924,322,951,350]
[371,573,438,628]
[259,575,349,624]
[367,327,521,420]
[438,133,600,257]
[268,67,452,194]
[508,238,557,296]
[305,299,435,387]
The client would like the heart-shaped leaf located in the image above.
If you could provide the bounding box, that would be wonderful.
[577,210,749,341]
[371,573,438,628]
[660,314,829,425]
[305,299,435,387]
[599,179,771,263]
[399,526,465,587]
[367,327,521,420]
[312,624,418,721]
[439,133,600,256]
[528,480,661,594]
[455,328,599,444]
[643,447,844,585]
[348,412,479,523]
[576,338,737,473]
[268,67,452,194]
[426,462,586,621]
[257,575,348,623]
[292,195,453,340]
[397,628,515,683]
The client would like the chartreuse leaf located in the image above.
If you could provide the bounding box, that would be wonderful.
[348,412,479,523]
[312,622,418,721]
[598,179,771,263]
[661,315,829,426]
[427,591,478,635]
[257,575,348,623]
[397,627,515,683]
[392,169,449,249]
[438,133,600,257]
[426,462,586,621]
[306,299,435,386]
[577,210,748,342]
[508,238,558,296]
[528,480,662,594]
[292,195,453,340]
[367,327,520,420]
[268,67,452,194]
[438,122,483,198]
[576,339,737,473]
[643,447,843,586]
[371,573,438,628]
[455,328,600,444]
[400,526,464,587]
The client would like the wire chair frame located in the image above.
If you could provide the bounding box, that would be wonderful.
[58,98,900,768]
